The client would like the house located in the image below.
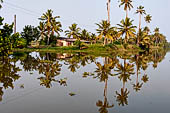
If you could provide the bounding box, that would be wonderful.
[57,37,90,46]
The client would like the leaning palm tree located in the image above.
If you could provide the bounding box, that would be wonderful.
[135,6,146,45]
[96,20,114,46]
[0,0,3,9]
[65,23,81,40]
[119,0,133,18]
[117,18,136,44]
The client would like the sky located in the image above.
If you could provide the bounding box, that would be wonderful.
[0,0,170,41]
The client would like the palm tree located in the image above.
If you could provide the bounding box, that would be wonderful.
[117,18,136,44]
[135,6,146,45]
[143,26,150,35]
[38,22,46,40]
[110,27,120,41]
[80,29,90,40]
[119,0,133,18]
[96,20,114,46]
[39,9,62,45]
[96,80,114,113]
[0,0,3,9]
[51,18,63,36]
[65,23,81,39]
[145,14,152,24]
[107,0,111,23]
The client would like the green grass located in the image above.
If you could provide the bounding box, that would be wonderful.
[13,44,153,54]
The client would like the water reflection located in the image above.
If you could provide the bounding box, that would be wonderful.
[0,57,21,101]
[0,49,168,112]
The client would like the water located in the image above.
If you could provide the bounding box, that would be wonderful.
[0,50,170,113]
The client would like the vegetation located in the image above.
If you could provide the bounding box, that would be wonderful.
[0,17,14,56]
[0,0,169,55]
[21,25,40,46]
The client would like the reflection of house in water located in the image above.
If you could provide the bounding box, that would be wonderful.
[57,37,90,46]
[56,53,73,59]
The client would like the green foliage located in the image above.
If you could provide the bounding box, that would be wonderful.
[0,17,13,56]
[21,25,40,46]
[96,20,114,45]
[117,18,136,44]
[65,23,81,39]
[11,33,27,48]
[74,39,85,49]
[39,9,62,45]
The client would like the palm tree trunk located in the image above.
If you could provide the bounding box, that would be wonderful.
[47,29,50,45]
[104,79,108,97]
[126,8,128,19]
[137,14,141,45]
[107,0,111,23]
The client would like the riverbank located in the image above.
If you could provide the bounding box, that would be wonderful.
[13,44,165,54]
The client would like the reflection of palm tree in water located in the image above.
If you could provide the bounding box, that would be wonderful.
[115,58,134,106]
[133,54,142,92]
[38,53,62,88]
[96,57,114,113]
[96,76,114,113]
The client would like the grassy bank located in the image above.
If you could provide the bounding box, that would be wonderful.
[13,44,165,54]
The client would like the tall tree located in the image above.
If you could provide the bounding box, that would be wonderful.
[39,9,62,45]
[117,18,136,44]
[96,20,114,46]
[119,0,133,18]
[65,23,81,39]
[21,25,40,46]
[135,6,146,45]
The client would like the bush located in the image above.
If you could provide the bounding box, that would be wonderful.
[113,40,121,45]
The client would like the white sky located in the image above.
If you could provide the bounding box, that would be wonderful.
[0,0,170,41]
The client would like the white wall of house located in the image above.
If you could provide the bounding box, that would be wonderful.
[62,41,67,46]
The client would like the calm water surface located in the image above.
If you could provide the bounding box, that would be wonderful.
[0,50,170,113]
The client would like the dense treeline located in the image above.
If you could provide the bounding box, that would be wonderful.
[0,0,169,57]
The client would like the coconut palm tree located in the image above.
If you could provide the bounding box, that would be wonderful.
[96,79,114,113]
[119,0,133,18]
[0,0,3,9]
[143,26,150,35]
[96,20,114,46]
[117,18,136,44]
[135,6,146,45]
[51,18,63,36]
[39,9,62,45]
[80,29,90,40]
[65,23,81,39]
[38,22,46,40]
[145,14,152,24]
